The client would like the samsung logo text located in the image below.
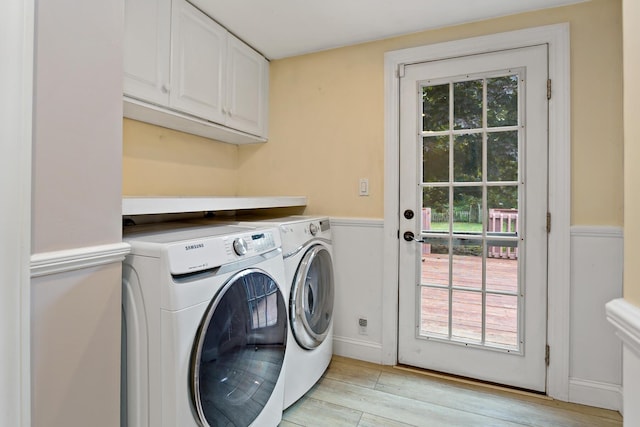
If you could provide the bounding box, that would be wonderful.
[185,243,205,251]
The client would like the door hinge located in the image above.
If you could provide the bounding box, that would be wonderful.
[546,212,551,233]
[545,345,550,366]
[397,64,406,79]
[547,79,552,100]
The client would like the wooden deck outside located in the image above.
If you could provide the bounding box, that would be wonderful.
[420,253,519,348]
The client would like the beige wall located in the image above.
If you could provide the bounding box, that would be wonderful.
[238,47,384,216]
[238,0,623,220]
[123,119,239,196]
[122,0,623,223]
[623,0,640,304]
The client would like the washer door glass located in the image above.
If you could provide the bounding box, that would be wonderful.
[190,269,287,427]
[290,245,335,350]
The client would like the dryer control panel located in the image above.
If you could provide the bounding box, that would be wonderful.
[278,218,331,254]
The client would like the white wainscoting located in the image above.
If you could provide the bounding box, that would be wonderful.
[570,226,623,411]
[331,219,623,411]
[30,243,130,427]
[607,298,640,422]
[331,218,385,364]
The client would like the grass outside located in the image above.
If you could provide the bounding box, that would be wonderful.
[428,222,482,233]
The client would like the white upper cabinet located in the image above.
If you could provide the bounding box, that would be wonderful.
[226,34,269,138]
[170,0,226,123]
[123,0,269,144]
[123,0,171,106]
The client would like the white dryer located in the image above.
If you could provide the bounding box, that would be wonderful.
[222,216,335,409]
[122,222,288,427]
[278,217,334,409]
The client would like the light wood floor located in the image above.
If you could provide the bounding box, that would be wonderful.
[280,356,622,427]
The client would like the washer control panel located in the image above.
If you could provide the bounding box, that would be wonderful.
[232,237,248,255]
[158,226,280,275]
[225,229,278,259]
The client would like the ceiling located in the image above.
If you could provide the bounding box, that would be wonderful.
[191,0,585,59]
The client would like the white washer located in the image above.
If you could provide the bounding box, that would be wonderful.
[209,216,335,409]
[122,222,288,427]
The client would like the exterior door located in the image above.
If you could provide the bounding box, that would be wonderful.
[398,45,549,391]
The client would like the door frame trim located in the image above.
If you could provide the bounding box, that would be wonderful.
[382,23,571,400]
[1,0,34,423]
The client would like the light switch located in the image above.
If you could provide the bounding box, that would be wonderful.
[359,178,369,196]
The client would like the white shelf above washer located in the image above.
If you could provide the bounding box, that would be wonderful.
[122,196,307,216]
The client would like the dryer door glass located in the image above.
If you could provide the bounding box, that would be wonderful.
[190,269,287,427]
[290,245,335,349]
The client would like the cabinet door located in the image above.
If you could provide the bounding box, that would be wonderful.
[226,34,269,137]
[123,0,171,105]
[170,0,226,123]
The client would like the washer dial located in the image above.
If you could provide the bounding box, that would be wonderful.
[232,238,248,256]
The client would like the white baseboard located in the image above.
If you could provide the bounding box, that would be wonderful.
[333,335,383,365]
[568,378,622,411]
[30,242,131,277]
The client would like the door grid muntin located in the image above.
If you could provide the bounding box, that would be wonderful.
[416,68,525,354]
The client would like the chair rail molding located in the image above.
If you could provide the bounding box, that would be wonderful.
[31,243,131,278]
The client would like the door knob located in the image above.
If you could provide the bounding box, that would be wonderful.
[404,209,415,219]
[403,231,426,243]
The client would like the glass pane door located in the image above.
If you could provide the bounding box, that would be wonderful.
[420,73,522,351]
[398,44,549,392]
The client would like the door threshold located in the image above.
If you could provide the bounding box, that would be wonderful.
[393,364,550,400]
